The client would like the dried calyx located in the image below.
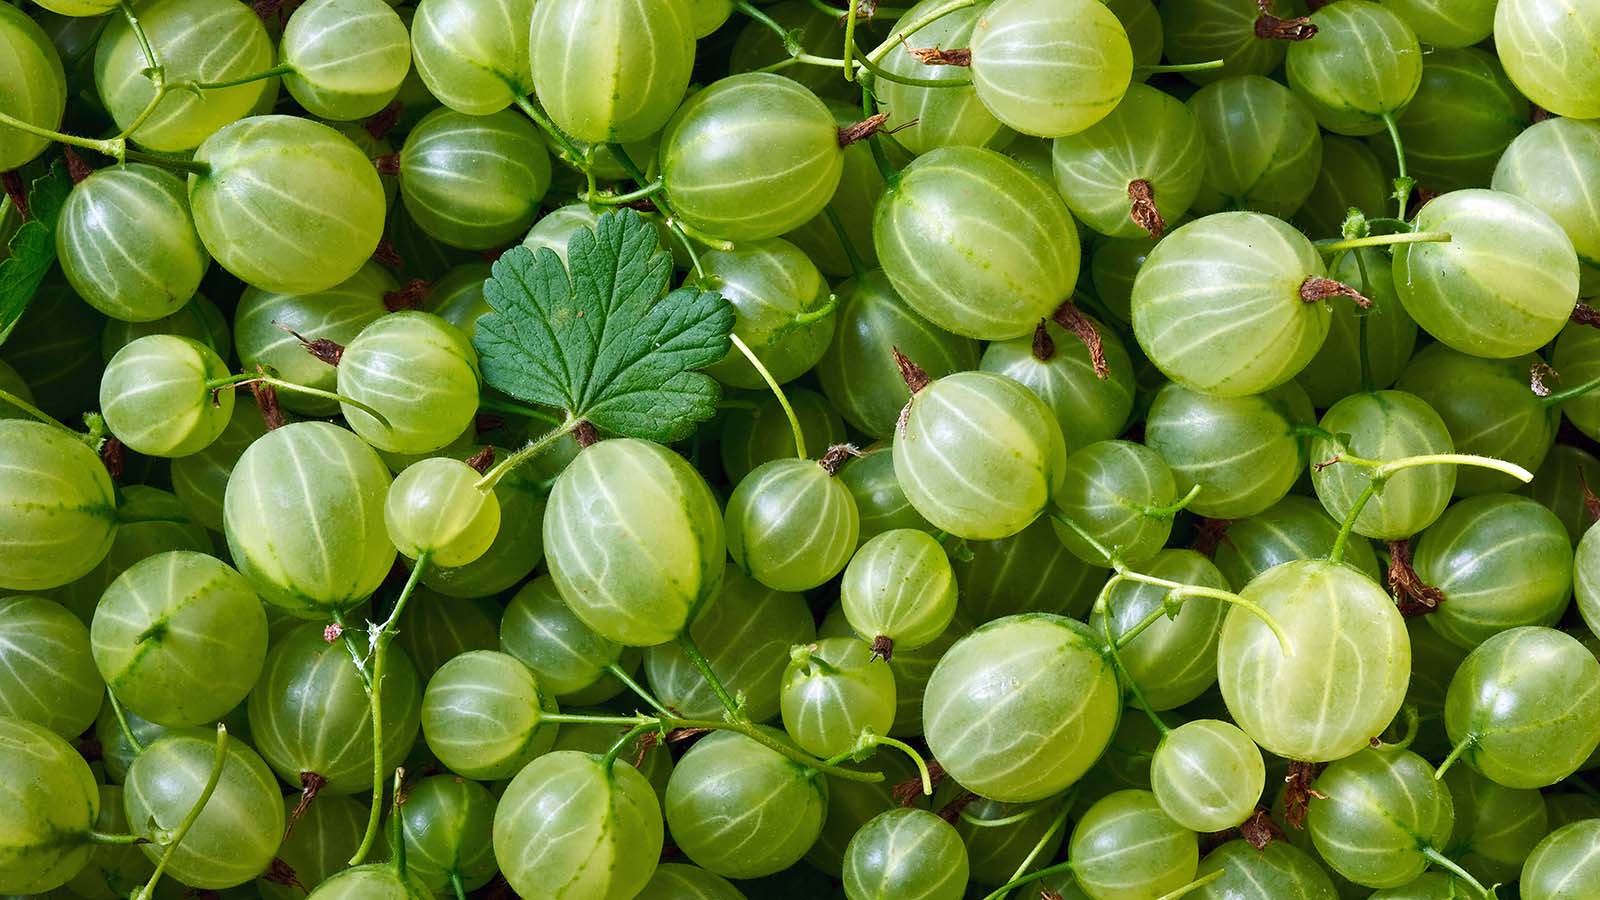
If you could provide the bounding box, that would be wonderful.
[818,443,862,475]
[1387,538,1445,618]
[1254,0,1318,40]
[1127,179,1164,239]
[1053,301,1110,379]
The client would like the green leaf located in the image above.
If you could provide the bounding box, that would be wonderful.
[0,161,73,347]
[474,208,734,443]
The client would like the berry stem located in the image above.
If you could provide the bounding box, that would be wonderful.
[584,178,665,206]
[1433,733,1477,781]
[449,872,467,900]
[843,0,860,81]
[349,552,431,867]
[865,0,978,65]
[605,662,675,717]
[89,830,148,845]
[1329,479,1380,566]
[132,723,229,900]
[1152,871,1228,900]
[1315,231,1451,253]
[601,722,659,772]
[474,415,579,492]
[0,387,73,434]
[190,63,294,91]
[676,631,742,717]
[1134,60,1226,74]
[823,205,868,279]
[119,1,160,79]
[1540,371,1600,407]
[0,111,121,159]
[1419,848,1492,899]
[1328,453,1533,564]
[859,75,900,183]
[1142,483,1201,518]
[729,332,808,459]
[978,858,1075,900]
[206,374,391,428]
[1004,797,1073,887]
[1352,249,1376,393]
[1097,575,1172,736]
[106,690,145,754]
[1381,112,1414,219]
[871,734,934,796]
[510,94,587,173]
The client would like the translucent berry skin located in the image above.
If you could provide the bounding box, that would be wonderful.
[302,865,433,899]
[1187,76,1324,220]
[189,116,387,295]
[1444,626,1600,789]
[968,0,1133,139]
[492,750,664,900]
[385,457,501,567]
[399,108,553,251]
[0,597,102,739]
[223,421,396,619]
[874,146,1081,341]
[1218,559,1411,763]
[1285,0,1423,136]
[923,613,1121,803]
[338,311,481,455]
[1150,719,1266,833]
[1310,390,1456,541]
[1090,549,1230,710]
[658,73,843,242]
[544,438,725,647]
[0,419,117,592]
[1380,47,1529,194]
[894,370,1068,541]
[281,0,411,121]
[1307,747,1454,889]
[980,316,1135,456]
[99,334,233,458]
[877,0,1010,155]
[0,718,98,895]
[1494,0,1600,120]
[1378,0,1496,47]
[840,528,957,654]
[699,239,836,390]
[56,165,209,323]
[1051,439,1178,567]
[726,458,858,592]
[1520,820,1600,900]
[841,809,968,900]
[410,0,534,115]
[1144,381,1313,520]
[1392,189,1579,360]
[1069,790,1199,900]
[1192,840,1340,900]
[421,650,558,780]
[1132,211,1331,398]
[1161,0,1286,86]
[0,3,65,173]
[1492,118,1600,294]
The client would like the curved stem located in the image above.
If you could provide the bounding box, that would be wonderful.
[792,293,838,327]
[1004,799,1073,889]
[584,179,665,206]
[1422,847,1492,898]
[1098,578,1171,736]
[843,0,859,81]
[0,387,73,434]
[607,142,718,276]
[866,0,978,65]
[823,206,867,279]
[349,553,431,867]
[733,0,793,47]
[1542,371,1600,407]
[860,75,899,184]
[106,690,145,754]
[330,609,373,692]
[979,858,1075,900]
[729,333,806,459]
[1433,733,1477,781]
[511,93,586,170]
[122,149,210,175]
[1378,704,1420,751]
[120,1,160,76]
[1354,249,1375,394]
[676,632,741,718]
[90,830,148,845]
[1374,454,1532,482]
[1381,112,1412,219]
[1316,231,1451,253]
[870,735,933,796]
[1153,870,1227,900]
[474,415,578,491]
[606,663,674,717]
[848,45,970,87]
[1134,60,1225,74]
[132,724,229,900]
[0,110,119,157]
[1143,483,1202,518]
[1329,480,1380,567]
[205,374,391,428]
[189,63,293,91]
[601,722,658,772]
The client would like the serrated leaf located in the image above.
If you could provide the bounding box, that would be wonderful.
[473,208,734,443]
[0,161,72,347]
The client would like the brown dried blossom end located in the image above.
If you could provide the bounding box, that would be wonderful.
[100,437,124,479]
[870,634,895,662]
[574,420,600,448]
[1127,179,1164,239]
[1254,12,1318,40]
[1387,538,1446,618]
[1191,517,1234,557]
[1572,301,1600,329]
[1300,276,1373,309]
[284,771,326,839]
[1531,360,1559,398]
[908,44,971,66]
[1582,470,1600,525]
[272,321,345,366]
[372,239,404,270]
[1032,320,1055,362]
[892,346,932,394]
[263,858,305,890]
[839,112,892,148]
[1282,761,1327,829]
[1240,806,1284,850]
[63,148,92,184]
[465,445,495,475]
[366,101,403,141]
[819,443,862,475]
[251,374,285,430]
[1052,301,1110,379]
[384,278,433,312]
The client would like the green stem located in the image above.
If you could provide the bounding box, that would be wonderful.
[89,830,148,845]
[677,632,742,718]
[1316,231,1451,253]
[543,712,648,727]
[733,0,794,48]
[822,205,867,279]
[0,110,119,157]
[866,0,978,64]
[1354,249,1375,394]
[132,724,228,900]
[1382,111,1412,219]
[1143,483,1202,518]
[792,293,838,327]
[729,333,806,459]
[1153,870,1227,900]
[601,722,658,771]
[1097,577,1171,736]
[607,142,719,276]
[122,149,209,175]
[1421,847,1492,898]
[1373,454,1532,482]
[330,609,373,692]
[475,393,564,427]
[106,690,145,754]
[1378,704,1420,751]
[584,179,665,206]
[1542,371,1600,407]
[843,0,859,81]
[190,63,293,91]
[449,872,467,900]
[848,44,970,87]
[606,663,674,717]
[1329,480,1380,567]
[859,74,898,184]
[474,415,579,492]
[872,735,934,796]
[349,553,430,867]
[1004,796,1073,888]
[0,387,73,434]
[807,0,909,15]
[1134,60,1225,74]
[205,373,389,427]
[511,93,586,171]
[979,859,1075,900]
[1433,733,1477,781]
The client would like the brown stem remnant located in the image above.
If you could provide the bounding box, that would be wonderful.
[838,112,891,148]
[273,321,344,366]
[893,759,947,806]
[573,420,600,448]
[1581,470,1600,525]
[250,372,286,430]
[819,443,862,475]
[1530,103,1553,124]
[63,147,92,184]
[373,153,401,177]
[100,437,124,480]
[365,100,403,141]
[465,445,495,475]
[1240,806,1284,850]
[371,238,404,270]
[1031,320,1055,362]
[383,278,432,312]
[262,858,305,890]
[2,171,28,222]
[1127,179,1165,239]
[284,772,326,839]
[870,634,895,661]
[936,790,978,824]
[1300,276,1373,309]
[1531,361,1560,398]
[906,41,971,66]
[1254,0,1318,40]
[1572,301,1600,329]
[1281,761,1327,829]
[1191,517,1233,558]
[1052,301,1110,379]
[892,347,932,394]
[1387,538,1445,618]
